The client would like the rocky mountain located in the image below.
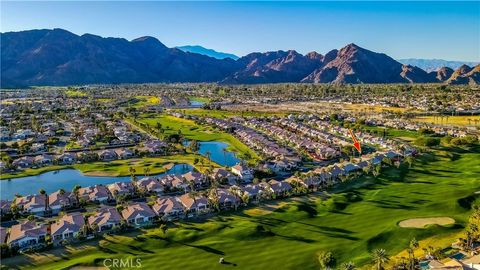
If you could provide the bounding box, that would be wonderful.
[398,58,479,72]
[302,44,415,84]
[436,67,454,81]
[221,50,324,84]
[1,29,239,87]
[400,65,437,83]
[176,45,239,60]
[1,29,477,87]
[447,64,480,85]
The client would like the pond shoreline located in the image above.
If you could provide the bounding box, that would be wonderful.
[0,152,221,180]
[0,164,195,200]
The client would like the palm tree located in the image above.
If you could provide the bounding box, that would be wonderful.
[91,223,99,236]
[58,188,66,210]
[129,166,137,182]
[241,192,250,205]
[160,223,168,236]
[408,238,419,270]
[185,189,199,217]
[341,261,356,270]
[208,188,220,212]
[318,251,335,270]
[144,167,151,177]
[72,185,81,206]
[372,248,389,270]
[10,202,19,219]
[80,223,90,237]
[373,164,382,178]
[363,163,373,175]
[39,188,49,213]
[405,156,414,168]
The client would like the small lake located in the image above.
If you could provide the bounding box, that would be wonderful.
[190,100,205,107]
[197,141,241,167]
[0,164,193,200]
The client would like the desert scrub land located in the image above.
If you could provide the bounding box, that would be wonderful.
[5,146,479,270]
[413,115,480,126]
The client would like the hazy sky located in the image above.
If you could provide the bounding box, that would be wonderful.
[2,1,479,61]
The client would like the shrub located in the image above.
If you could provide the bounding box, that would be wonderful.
[451,135,478,146]
[414,136,440,147]
[419,128,435,135]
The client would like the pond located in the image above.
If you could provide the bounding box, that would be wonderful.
[184,140,241,167]
[0,163,193,200]
[189,100,205,107]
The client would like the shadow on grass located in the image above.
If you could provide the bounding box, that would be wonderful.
[274,233,317,243]
[149,235,225,255]
[458,194,480,210]
[367,199,418,210]
[221,259,238,266]
[296,202,318,217]
[328,209,353,215]
[182,243,225,255]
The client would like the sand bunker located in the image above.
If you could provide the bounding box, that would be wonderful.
[398,217,455,228]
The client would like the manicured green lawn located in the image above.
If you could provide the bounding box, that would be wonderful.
[65,90,87,97]
[134,114,260,163]
[362,125,421,140]
[0,154,218,179]
[75,154,219,176]
[0,165,72,179]
[6,146,479,270]
[129,95,160,108]
[189,96,211,102]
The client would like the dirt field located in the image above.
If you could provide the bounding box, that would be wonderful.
[398,217,455,228]
[414,115,480,126]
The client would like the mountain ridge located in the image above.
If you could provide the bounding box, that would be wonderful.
[177,45,239,60]
[397,58,479,72]
[1,29,479,87]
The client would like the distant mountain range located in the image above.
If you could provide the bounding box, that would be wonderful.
[1,29,479,87]
[397,59,479,72]
[176,45,239,60]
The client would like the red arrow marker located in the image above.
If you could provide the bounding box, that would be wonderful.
[348,129,362,153]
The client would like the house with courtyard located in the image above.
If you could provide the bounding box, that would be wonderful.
[7,221,48,249]
[78,185,112,203]
[177,194,211,217]
[88,207,123,232]
[121,202,156,226]
[152,196,185,221]
[231,163,254,183]
[14,194,47,216]
[49,190,76,214]
[50,212,85,243]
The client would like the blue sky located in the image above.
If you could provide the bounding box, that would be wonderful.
[1,1,479,61]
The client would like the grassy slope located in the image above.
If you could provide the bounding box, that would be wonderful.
[75,155,219,176]
[135,114,260,162]
[7,146,479,270]
[131,96,161,108]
